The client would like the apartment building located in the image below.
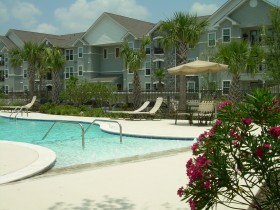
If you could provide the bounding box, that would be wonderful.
[0,0,275,96]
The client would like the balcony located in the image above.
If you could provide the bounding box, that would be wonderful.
[154,47,164,54]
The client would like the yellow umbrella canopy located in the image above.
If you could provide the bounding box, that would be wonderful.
[168,59,228,75]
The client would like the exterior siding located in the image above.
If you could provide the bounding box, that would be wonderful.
[84,16,127,45]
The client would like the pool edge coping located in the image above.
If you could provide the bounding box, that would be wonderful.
[0,141,56,185]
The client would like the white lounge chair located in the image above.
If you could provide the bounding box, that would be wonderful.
[127,97,163,120]
[108,101,150,114]
[0,96,37,117]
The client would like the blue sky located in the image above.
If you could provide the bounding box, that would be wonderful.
[0,0,278,35]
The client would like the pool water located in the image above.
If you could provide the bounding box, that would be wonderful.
[0,117,194,168]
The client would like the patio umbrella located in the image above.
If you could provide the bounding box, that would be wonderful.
[168,59,228,111]
[168,59,228,75]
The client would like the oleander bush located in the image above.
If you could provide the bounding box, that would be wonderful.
[178,89,280,210]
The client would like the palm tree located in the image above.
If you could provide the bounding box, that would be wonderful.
[159,12,208,111]
[264,6,280,83]
[214,41,264,102]
[121,37,151,109]
[154,68,165,94]
[9,42,45,99]
[43,47,65,104]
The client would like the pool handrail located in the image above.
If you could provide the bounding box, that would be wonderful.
[85,119,122,144]
[42,121,85,149]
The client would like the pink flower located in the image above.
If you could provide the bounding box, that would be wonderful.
[189,199,196,210]
[196,155,212,167]
[263,144,272,149]
[186,158,193,169]
[269,126,280,138]
[215,119,222,126]
[177,186,184,197]
[232,140,240,147]
[187,168,203,184]
[204,181,211,189]
[242,118,253,125]
[217,100,232,110]
[191,143,199,153]
[255,148,264,158]
[273,98,278,104]
[230,129,241,140]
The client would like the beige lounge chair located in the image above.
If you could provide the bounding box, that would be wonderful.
[175,100,215,125]
[108,101,150,114]
[127,97,163,120]
[0,96,37,117]
[175,100,199,124]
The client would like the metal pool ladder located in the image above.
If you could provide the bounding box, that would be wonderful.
[42,121,85,148]
[41,119,122,149]
[85,119,122,143]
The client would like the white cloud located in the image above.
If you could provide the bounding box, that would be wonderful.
[0,2,9,23]
[54,0,149,33]
[32,23,59,34]
[190,2,218,16]
[11,2,42,27]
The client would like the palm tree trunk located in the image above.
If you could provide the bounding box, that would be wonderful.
[229,74,241,103]
[28,64,35,99]
[179,75,186,111]
[177,43,188,111]
[52,71,61,104]
[133,71,141,109]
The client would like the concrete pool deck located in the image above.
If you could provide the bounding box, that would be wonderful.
[0,111,213,210]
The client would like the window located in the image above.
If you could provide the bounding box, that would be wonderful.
[156,61,163,69]
[65,49,74,61]
[0,70,4,81]
[145,61,151,76]
[4,53,8,63]
[4,85,8,95]
[222,28,231,43]
[145,83,151,91]
[128,83,133,92]
[65,67,74,79]
[47,71,52,80]
[115,48,120,58]
[145,46,150,55]
[78,47,83,58]
[4,69,8,79]
[103,49,108,59]
[208,32,216,47]
[128,42,134,49]
[23,85,28,92]
[0,55,3,65]
[23,69,27,78]
[222,80,231,95]
[78,65,83,76]
[187,81,195,93]
[250,30,261,45]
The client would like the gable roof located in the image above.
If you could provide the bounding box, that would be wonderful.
[83,12,156,40]
[0,36,18,50]
[207,0,275,29]
[105,12,156,38]
[5,29,85,48]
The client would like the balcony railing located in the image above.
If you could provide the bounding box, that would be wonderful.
[154,47,164,54]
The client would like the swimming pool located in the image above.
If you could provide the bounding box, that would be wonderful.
[0,117,194,168]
